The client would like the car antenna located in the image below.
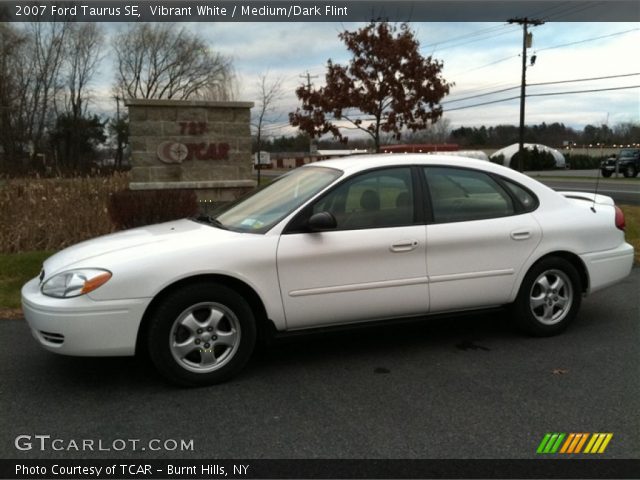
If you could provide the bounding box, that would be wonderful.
[591,162,601,213]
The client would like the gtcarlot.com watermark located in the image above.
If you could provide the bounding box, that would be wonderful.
[15,435,194,452]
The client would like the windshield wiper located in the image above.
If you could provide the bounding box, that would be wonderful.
[193,215,228,230]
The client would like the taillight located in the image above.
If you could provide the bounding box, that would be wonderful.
[614,205,625,231]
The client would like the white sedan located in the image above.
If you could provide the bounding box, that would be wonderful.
[22,155,634,386]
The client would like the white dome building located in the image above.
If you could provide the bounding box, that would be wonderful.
[490,143,566,168]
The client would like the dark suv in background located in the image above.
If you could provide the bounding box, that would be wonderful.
[601,148,640,177]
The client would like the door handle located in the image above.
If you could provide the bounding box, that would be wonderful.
[510,230,531,241]
[390,240,418,252]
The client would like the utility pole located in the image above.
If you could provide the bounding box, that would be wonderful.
[299,71,318,91]
[508,17,544,171]
[299,71,319,154]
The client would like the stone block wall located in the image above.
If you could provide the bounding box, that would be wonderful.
[126,99,255,202]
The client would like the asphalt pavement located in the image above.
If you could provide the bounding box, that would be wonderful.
[1,269,638,460]
[537,179,639,206]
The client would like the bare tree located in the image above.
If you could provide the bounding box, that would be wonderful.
[47,23,105,170]
[0,23,27,164]
[113,24,234,101]
[26,21,70,154]
[0,21,69,168]
[253,74,284,149]
[62,23,104,119]
[252,72,284,183]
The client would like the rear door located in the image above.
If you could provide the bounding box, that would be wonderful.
[423,166,542,312]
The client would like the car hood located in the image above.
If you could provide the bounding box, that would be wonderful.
[42,219,236,278]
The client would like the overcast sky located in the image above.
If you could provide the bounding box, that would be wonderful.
[95,21,639,137]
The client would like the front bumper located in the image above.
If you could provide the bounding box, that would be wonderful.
[580,242,635,294]
[21,277,151,356]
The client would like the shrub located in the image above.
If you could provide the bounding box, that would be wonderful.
[489,154,505,165]
[0,174,129,253]
[510,148,557,171]
[108,189,199,230]
[564,153,602,170]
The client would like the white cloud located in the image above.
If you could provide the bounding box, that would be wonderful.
[86,21,638,132]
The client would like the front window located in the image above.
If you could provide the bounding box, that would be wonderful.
[311,167,415,230]
[213,167,342,232]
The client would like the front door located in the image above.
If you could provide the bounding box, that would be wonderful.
[276,167,429,329]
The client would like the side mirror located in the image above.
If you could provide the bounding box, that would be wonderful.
[307,211,337,232]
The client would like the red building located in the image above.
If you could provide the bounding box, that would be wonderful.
[380,144,459,154]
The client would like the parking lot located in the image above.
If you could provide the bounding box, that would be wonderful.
[0,269,638,460]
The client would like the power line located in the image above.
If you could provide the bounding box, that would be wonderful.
[547,2,610,21]
[527,1,602,21]
[444,96,521,112]
[537,28,639,52]
[443,84,639,112]
[443,72,640,105]
[424,25,522,53]
[448,54,520,78]
[449,27,638,80]
[528,84,640,98]
[422,23,511,49]
[444,85,520,104]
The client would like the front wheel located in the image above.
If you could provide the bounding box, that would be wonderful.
[623,165,637,178]
[147,283,256,386]
[513,257,582,336]
[601,170,612,178]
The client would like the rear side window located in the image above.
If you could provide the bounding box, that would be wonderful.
[424,167,515,223]
[501,178,538,212]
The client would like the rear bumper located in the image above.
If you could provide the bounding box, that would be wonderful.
[21,277,151,356]
[580,242,635,294]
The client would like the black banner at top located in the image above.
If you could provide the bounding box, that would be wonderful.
[1,0,640,22]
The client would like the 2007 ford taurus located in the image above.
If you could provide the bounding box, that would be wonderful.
[22,155,634,386]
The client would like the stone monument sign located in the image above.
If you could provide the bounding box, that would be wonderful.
[126,99,255,202]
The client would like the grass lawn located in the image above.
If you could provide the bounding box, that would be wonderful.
[0,205,638,318]
[0,251,51,316]
[620,205,640,264]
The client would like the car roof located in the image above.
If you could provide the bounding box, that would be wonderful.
[306,153,512,177]
[302,153,562,203]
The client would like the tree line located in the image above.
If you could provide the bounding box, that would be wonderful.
[1,19,635,175]
[0,22,234,174]
[449,122,639,148]
[254,121,639,153]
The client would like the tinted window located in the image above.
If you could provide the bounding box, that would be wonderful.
[502,178,538,211]
[312,167,414,230]
[424,167,514,223]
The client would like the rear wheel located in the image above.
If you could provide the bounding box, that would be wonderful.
[147,283,256,386]
[513,257,582,336]
[601,170,612,178]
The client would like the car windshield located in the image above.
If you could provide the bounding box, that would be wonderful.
[619,149,638,158]
[212,166,342,233]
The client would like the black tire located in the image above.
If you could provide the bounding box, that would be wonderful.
[623,165,636,178]
[512,257,582,337]
[601,170,612,178]
[147,283,256,386]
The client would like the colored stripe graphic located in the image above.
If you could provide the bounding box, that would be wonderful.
[538,433,613,454]
[584,433,614,454]
[537,433,566,454]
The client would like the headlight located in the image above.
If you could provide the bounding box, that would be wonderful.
[41,269,112,298]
